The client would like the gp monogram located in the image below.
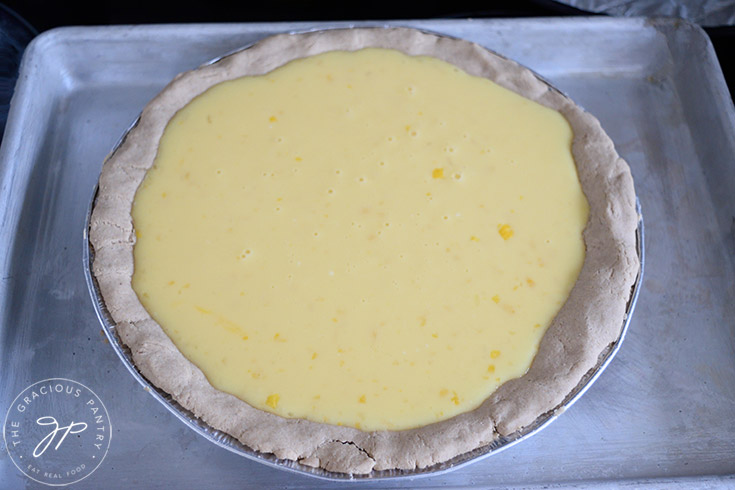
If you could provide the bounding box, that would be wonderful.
[3,378,111,486]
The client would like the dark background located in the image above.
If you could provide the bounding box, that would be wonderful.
[0,0,733,138]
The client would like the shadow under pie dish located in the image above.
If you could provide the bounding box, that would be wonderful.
[87,26,641,476]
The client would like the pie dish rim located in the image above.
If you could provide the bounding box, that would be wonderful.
[85,25,642,477]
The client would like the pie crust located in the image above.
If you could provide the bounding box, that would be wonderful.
[89,27,640,474]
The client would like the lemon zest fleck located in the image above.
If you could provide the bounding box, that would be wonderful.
[498,224,514,240]
[266,394,280,409]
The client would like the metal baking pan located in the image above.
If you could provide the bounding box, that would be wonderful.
[1,17,734,488]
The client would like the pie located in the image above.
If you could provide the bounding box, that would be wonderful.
[89,27,640,474]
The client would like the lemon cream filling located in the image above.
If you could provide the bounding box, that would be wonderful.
[131,48,589,431]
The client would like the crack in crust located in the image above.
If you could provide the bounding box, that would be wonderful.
[89,27,640,475]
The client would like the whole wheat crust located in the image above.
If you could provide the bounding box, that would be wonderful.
[89,27,640,474]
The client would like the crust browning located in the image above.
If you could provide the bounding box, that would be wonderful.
[90,27,639,474]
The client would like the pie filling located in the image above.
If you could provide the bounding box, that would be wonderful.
[131,48,589,431]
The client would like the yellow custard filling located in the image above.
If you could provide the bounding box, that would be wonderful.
[131,48,589,431]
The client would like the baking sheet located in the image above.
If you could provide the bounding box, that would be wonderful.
[1,18,734,488]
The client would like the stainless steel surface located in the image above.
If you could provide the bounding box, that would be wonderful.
[1,17,734,488]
